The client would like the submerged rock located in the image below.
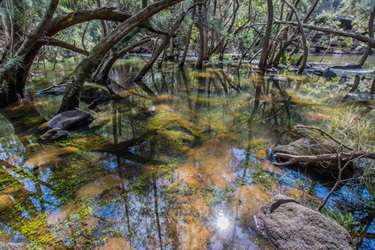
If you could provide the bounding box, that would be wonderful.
[273,138,354,178]
[39,109,93,141]
[39,128,69,141]
[47,204,79,225]
[250,195,354,250]
[47,109,93,130]
[76,175,124,199]
[229,185,270,223]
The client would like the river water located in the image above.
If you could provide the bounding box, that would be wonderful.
[0,58,374,249]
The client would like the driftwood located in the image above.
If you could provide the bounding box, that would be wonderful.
[273,124,375,166]
[272,124,375,210]
[273,150,375,166]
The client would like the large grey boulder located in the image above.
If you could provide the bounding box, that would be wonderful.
[250,195,354,250]
[273,138,354,178]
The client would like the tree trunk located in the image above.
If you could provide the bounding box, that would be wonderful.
[178,25,192,68]
[258,0,273,69]
[0,7,169,107]
[0,0,59,105]
[274,21,375,48]
[357,6,375,66]
[283,0,308,73]
[58,0,184,113]
[272,0,319,67]
[194,0,206,69]
[96,37,150,84]
[134,5,193,82]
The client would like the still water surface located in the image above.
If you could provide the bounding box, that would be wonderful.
[0,58,374,249]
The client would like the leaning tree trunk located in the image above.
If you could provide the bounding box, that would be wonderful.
[178,25,192,68]
[283,0,308,73]
[272,0,319,67]
[0,7,169,107]
[258,0,273,69]
[58,0,184,113]
[0,0,59,106]
[357,6,375,66]
[95,37,150,84]
[133,5,194,82]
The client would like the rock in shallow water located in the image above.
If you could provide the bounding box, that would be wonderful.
[250,195,354,250]
[47,109,94,130]
[39,109,94,141]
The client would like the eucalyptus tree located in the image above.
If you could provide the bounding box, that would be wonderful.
[57,0,185,113]
[0,0,184,109]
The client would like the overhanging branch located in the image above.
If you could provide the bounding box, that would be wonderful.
[39,38,89,55]
[274,19,375,48]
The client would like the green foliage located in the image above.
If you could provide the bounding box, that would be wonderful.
[51,162,98,204]
[322,206,360,235]
[280,52,299,66]
[251,165,275,187]
[53,133,106,151]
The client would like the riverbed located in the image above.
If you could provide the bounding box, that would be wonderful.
[0,58,374,249]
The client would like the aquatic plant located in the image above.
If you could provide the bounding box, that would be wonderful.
[322,207,360,236]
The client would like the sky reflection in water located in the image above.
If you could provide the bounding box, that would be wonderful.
[0,59,374,249]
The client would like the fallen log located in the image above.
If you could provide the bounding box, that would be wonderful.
[273,150,375,166]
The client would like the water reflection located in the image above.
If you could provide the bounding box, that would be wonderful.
[216,211,230,230]
[0,59,373,249]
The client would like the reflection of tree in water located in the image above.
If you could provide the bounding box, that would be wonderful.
[2,63,374,248]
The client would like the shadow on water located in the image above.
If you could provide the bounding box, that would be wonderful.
[0,59,374,249]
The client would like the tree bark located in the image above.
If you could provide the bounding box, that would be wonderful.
[273,150,375,166]
[357,6,375,66]
[178,25,192,68]
[96,37,151,84]
[283,0,308,73]
[134,4,194,82]
[275,20,375,48]
[0,6,170,107]
[58,0,184,113]
[258,0,273,69]
[0,0,59,105]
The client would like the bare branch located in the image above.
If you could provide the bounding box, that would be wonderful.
[39,38,89,56]
[274,20,375,48]
[294,124,354,151]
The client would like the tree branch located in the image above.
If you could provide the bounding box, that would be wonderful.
[39,38,89,55]
[274,20,375,48]
[294,124,354,151]
[47,7,168,37]
[273,151,375,166]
